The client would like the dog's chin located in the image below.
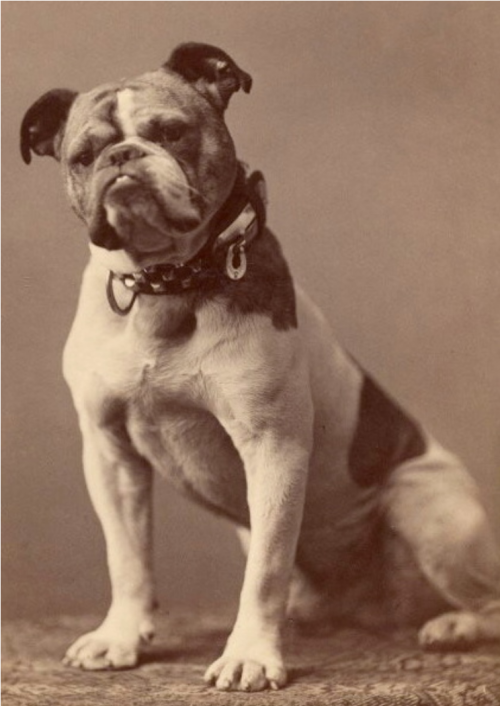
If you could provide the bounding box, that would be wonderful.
[88,218,210,273]
[88,228,210,273]
[88,177,207,267]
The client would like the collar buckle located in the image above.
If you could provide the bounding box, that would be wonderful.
[214,201,256,249]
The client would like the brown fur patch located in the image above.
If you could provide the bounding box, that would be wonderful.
[193,227,297,331]
[348,374,427,487]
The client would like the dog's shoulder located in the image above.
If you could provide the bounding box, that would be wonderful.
[206,227,297,333]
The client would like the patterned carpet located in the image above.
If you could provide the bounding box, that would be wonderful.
[2,611,500,705]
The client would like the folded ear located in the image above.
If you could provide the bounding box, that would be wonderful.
[20,89,78,164]
[164,43,252,112]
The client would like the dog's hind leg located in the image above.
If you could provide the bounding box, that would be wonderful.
[384,440,500,649]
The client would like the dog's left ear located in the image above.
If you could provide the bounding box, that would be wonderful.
[164,43,252,112]
[20,89,78,164]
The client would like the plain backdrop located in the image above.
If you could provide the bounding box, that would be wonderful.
[3,2,500,620]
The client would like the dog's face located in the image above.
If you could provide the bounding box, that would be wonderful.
[21,43,252,266]
[63,72,238,262]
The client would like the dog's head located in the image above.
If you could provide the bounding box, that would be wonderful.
[21,43,252,266]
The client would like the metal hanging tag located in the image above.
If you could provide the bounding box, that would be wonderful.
[106,271,138,316]
[226,240,247,280]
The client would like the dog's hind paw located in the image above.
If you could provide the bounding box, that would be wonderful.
[419,611,480,651]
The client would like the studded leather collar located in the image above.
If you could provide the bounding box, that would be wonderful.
[106,168,266,316]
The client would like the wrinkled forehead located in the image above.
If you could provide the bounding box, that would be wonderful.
[65,69,207,138]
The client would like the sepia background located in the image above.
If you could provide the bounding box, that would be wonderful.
[3,2,500,620]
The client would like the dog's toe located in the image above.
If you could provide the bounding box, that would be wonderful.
[215,659,243,691]
[239,661,268,692]
[419,611,479,650]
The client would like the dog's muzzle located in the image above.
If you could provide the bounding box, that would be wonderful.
[89,142,202,251]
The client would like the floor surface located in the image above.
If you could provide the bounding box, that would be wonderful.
[3,611,500,705]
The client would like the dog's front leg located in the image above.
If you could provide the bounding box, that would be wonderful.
[64,417,156,670]
[205,374,313,691]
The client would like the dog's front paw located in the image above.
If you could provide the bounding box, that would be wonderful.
[204,639,287,692]
[419,611,479,651]
[63,610,155,670]
[63,629,140,670]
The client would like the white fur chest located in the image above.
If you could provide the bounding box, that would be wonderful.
[64,306,211,417]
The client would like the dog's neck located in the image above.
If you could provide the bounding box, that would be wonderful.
[92,166,267,317]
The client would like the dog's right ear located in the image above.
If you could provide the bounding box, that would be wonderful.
[20,89,77,164]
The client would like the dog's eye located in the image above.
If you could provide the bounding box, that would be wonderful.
[73,150,94,167]
[165,122,187,142]
[150,121,188,145]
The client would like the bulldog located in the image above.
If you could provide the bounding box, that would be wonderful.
[21,43,500,691]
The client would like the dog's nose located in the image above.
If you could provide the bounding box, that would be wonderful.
[106,144,146,168]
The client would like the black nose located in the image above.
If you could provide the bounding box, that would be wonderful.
[105,144,146,168]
